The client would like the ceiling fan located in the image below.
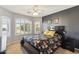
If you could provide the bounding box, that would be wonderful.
[26,5,44,16]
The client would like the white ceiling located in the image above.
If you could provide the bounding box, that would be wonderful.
[0,5,76,17]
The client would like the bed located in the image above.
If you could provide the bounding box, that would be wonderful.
[21,30,63,54]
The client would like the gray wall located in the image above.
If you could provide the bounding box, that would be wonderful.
[42,6,79,39]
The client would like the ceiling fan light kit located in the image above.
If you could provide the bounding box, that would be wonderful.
[32,5,39,16]
[33,12,38,16]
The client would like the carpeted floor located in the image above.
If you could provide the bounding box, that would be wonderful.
[6,41,78,54]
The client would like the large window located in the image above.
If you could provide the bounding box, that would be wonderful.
[20,19,25,34]
[25,20,32,34]
[15,19,21,34]
[34,21,40,34]
[15,18,32,35]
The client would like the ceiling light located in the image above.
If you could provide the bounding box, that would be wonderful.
[33,12,38,16]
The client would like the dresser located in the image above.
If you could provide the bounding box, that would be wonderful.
[62,36,75,52]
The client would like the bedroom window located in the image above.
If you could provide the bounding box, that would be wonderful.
[20,19,25,34]
[15,18,32,35]
[25,20,32,34]
[34,21,40,34]
[15,19,21,35]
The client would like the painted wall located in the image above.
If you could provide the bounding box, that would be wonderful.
[42,6,79,39]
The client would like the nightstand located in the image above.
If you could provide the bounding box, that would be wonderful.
[62,36,75,52]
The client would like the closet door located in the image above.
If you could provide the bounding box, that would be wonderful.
[0,16,10,52]
[1,16,7,51]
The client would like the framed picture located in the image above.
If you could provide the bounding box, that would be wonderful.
[47,19,52,24]
[53,18,59,24]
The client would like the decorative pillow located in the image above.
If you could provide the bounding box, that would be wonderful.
[44,30,56,38]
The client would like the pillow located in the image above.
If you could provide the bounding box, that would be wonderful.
[44,30,56,37]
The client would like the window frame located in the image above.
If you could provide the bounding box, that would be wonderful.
[15,18,32,35]
[34,21,41,34]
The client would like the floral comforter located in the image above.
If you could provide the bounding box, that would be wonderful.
[23,33,62,54]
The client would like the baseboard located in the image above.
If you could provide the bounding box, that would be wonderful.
[0,50,6,54]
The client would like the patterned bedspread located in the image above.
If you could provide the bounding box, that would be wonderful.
[23,33,62,54]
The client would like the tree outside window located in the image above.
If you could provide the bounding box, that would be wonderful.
[15,18,32,35]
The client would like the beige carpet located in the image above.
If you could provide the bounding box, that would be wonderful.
[6,41,78,54]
